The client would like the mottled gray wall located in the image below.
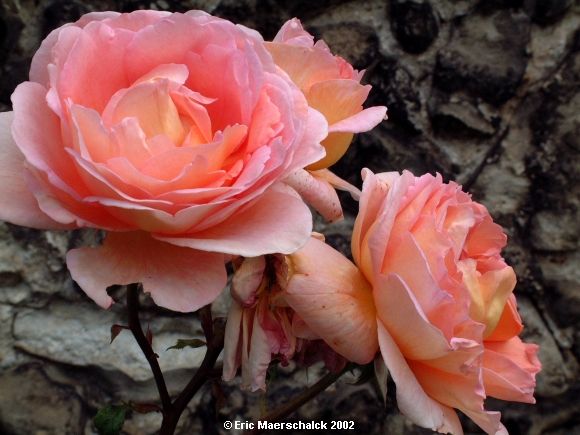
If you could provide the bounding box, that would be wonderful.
[0,0,578,434]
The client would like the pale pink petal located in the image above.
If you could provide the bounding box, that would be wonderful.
[66,231,226,312]
[57,21,134,113]
[244,308,273,391]
[284,169,343,222]
[11,82,85,193]
[104,80,185,145]
[231,256,266,306]
[310,169,361,200]
[223,300,244,381]
[0,112,69,229]
[352,168,390,279]
[266,42,339,91]
[89,10,170,31]
[133,63,189,85]
[378,323,463,434]
[273,18,314,47]
[24,167,131,230]
[328,106,388,133]
[30,24,78,86]
[291,314,320,340]
[285,237,378,364]
[155,183,312,256]
[287,107,327,172]
[362,170,416,282]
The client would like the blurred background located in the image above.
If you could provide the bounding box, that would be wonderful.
[0,0,578,434]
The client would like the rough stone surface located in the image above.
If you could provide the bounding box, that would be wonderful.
[0,0,579,434]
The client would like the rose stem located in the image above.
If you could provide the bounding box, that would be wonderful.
[244,365,350,435]
[158,312,225,435]
[126,283,172,413]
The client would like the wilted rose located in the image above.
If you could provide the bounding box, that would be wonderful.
[223,250,350,391]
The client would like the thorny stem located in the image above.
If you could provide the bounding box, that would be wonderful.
[126,284,345,435]
[126,284,225,435]
[126,283,172,413]
[245,365,351,435]
[159,318,225,435]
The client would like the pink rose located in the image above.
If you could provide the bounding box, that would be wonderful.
[285,170,540,434]
[352,170,541,434]
[0,11,329,311]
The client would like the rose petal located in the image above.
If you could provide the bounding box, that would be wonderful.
[328,106,388,134]
[11,82,86,193]
[273,18,314,47]
[284,169,343,222]
[378,323,464,434]
[310,169,361,200]
[231,256,266,306]
[244,306,272,391]
[285,237,378,364]
[411,358,504,435]
[375,273,451,360]
[66,231,226,312]
[156,183,312,256]
[223,300,244,381]
[486,295,523,341]
[0,112,69,229]
[483,336,541,403]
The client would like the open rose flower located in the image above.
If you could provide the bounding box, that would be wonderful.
[267,18,387,171]
[267,19,387,222]
[0,10,329,312]
[353,170,541,434]
[286,170,540,434]
[223,234,378,391]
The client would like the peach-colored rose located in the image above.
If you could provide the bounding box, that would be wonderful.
[352,170,541,434]
[285,170,540,434]
[267,19,387,170]
[267,19,387,222]
[0,11,329,312]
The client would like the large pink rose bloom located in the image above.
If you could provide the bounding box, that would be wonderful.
[352,170,541,434]
[0,10,327,312]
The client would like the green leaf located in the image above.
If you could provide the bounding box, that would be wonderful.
[94,404,128,435]
[166,338,206,351]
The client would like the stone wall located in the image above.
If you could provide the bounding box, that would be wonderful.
[0,0,578,434]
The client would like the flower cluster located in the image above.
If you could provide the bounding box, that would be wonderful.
[0,10,539,434]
